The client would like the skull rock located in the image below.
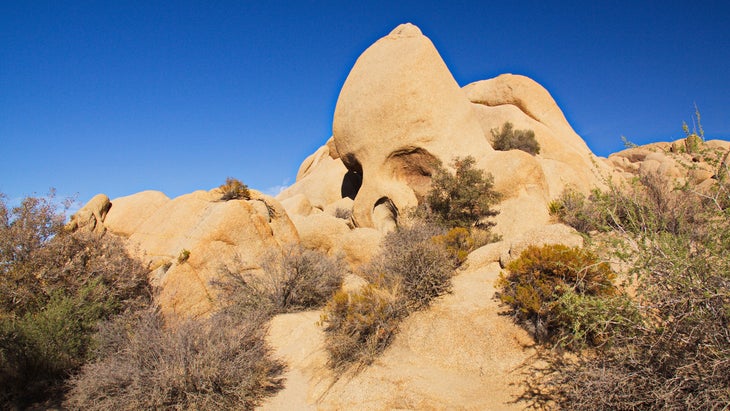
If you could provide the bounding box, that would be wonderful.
[333,23,494,230]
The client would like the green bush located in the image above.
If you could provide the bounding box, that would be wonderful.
[423,156,501,230]
[545,226,730,410]
[65,309,284,410]
[0,193,150,408]
[319,285,406,371]
[219,177,251,201]
[491,122,540,155]
[496,244,620,346]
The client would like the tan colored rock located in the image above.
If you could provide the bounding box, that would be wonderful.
[261,262,535,410]
[333,23,497,230]
[336,227,382,267]
[464,240,508,271]
[325,136,340,160]
[67,193,112,233]
[279,193,314,217]
[118,189,298,319]
[688,168,714,185]
[464,74,611,197]
[706,139,730,151]
[330,23,615,236]
[608,139,730,190]
[492,190,552,240]
[104,190,170,237]
[249,190,300,247]
[290,213,350,255]
[323,197,354,219]
[276,145,349,212]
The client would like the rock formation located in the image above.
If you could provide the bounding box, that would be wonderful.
[65,193,111,233]
[607,137,730,190]
[77,188,298,319]
[67,21,729,410]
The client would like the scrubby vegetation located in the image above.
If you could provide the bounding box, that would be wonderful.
[66,309,284,410]
[516,161,730,409]
[320,284,406,370]
[0,193,150,408]
[0,192,296,409]
[365,222,455,311]
[321,156,502,371]
[491,121,540,155]
[219,177,251,201]
[69,243,349,408]
[497,244,635,348]
[217,244,346,315]
[320,220,448,370]
[423,156,501,231]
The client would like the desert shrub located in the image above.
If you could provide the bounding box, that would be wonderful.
[430,226,497,266]
[219,177,251,201]
[65,308,284,410]
[525,165,730,409]
[491,122,541,155]
[0,193,150,408]
[176,248,190,263]
[545,227,730,410]
[496,244,621,345]
[319,285,406,371]
[552,173,703,236]
[432,227,473,265]
[548,189,605,233]
[423,156,501,231]
[216,244,346,315]
[321,219,457,370]
[363,221,455,311]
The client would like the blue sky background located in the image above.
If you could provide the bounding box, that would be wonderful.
[2,1,729,207]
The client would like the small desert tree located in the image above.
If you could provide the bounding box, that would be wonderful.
[424,156,501,230]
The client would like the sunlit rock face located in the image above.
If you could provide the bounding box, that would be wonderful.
[331,23,616,237]
[101,189,299,320]
[332,23,493,230]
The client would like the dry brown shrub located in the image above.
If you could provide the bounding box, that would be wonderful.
[219,177,251,201]
[65,309,284,410]
[319,285,406,371]
[216,244,346,315]
[362,220,454,311]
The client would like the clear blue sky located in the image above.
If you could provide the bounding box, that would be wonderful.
[2,1,729,206]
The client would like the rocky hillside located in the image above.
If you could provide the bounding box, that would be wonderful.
[69,23,729,409]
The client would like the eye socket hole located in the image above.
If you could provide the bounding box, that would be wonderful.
[387,147,439,200]
[341,154,363,199]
